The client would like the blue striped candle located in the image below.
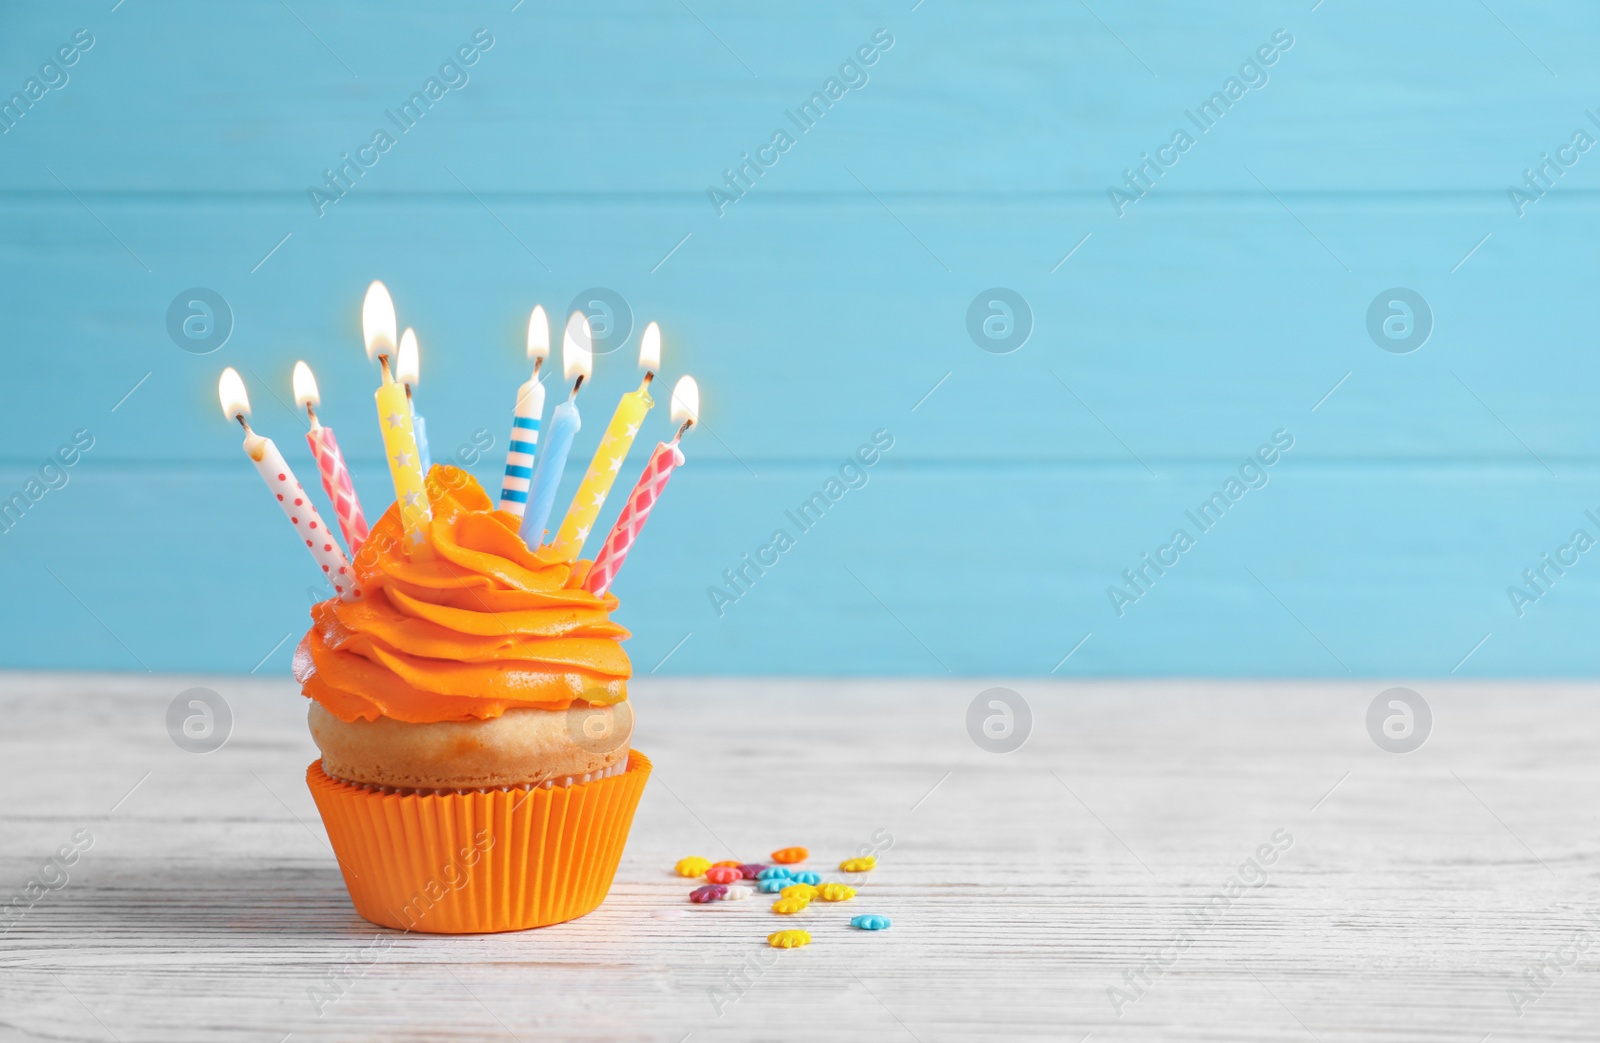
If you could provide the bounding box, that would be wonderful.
[498,378,543,513]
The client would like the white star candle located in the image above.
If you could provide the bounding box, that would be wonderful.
[396,326,431,475]
[519,313,592,548]
[498,305,549,515]
[363,281,433,559]
[218,368,361,601]
[551,321,660,559]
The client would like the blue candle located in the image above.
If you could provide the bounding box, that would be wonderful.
[518,312,592,547]
[397,326,432,475]
[413,414,432,474]
[519,396,579,546]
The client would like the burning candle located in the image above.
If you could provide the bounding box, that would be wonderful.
[585,376,698,596]
[499,305,549,516]
[218,368,361,601]
[396,326,431,476]
[293,361,369,555]
[363,281,433,558]
[519,312,592,548]
[551,321,661,559]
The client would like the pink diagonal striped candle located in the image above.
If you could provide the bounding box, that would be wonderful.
[585,375,698,597]
[583,440,683,596]
[294,361,369,554]
[306,426,368,554]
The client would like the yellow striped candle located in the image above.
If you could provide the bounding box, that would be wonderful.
[551,321,661,559]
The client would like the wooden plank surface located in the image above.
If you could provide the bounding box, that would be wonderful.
[4,0,1600,676]
[1,672,1594,1041]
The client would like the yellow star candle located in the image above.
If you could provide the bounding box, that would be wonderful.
[363,280,433,558]
[551,321,662,559]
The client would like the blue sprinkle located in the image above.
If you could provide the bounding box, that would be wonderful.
[757,878,789,893]
[790,871,821,885]
[756,867,793,881]
[851,914,891,931]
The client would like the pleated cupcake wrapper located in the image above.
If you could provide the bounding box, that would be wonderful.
[307,749,651,934]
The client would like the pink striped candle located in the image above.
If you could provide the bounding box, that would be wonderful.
[295,362,369,554]
[583,440,683,596]
[219,368,362,602]
[584,375,698,596]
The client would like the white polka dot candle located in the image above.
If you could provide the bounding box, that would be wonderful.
[218,368,361,601]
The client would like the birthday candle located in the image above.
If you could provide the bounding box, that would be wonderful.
[519,312,592,548]
[585,376,698,596]
[218,368,361,601]
[293,361,369,555]
[397,327,431,475]
[552,321,661,559]
[363,281,433,558]
[499,305,550,515]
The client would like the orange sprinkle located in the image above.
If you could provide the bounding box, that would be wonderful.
[770,847,809,864]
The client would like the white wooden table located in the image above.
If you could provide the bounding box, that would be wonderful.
[1,674,1593,1041]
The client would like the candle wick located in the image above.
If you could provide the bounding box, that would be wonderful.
[378,354,392,383]
[532,356,543,379]
[235,414,251,433]
[571,374,585,397]
[306,404,319,427]
[641,371,655,389]
[673,419,693,443]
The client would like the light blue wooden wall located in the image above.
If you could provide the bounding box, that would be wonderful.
[2,0,1598,677]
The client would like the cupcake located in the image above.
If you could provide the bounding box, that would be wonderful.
[295,464,650,933]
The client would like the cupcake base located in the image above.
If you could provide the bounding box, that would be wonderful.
[307,749,651,933]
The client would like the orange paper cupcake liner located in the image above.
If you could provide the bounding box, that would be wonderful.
[306,750,651,933]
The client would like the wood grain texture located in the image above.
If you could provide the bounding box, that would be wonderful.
[1,673,1596,1041]
[3,0,1600,674]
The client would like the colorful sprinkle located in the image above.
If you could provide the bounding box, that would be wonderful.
[675,857,711,878]
[721,885,753,901]
[738,863,767,880]
[689,884,728,903]
[772,897,811,914]
[711,860,742,869]
[769,929,811,948]
[851,914,891,931]
[840,856,877,873]
[780,883,818,901]
[789,871,822,886]
[771,847,809,864]
[757,879,790,894]
[757,867,794,881]
[705,866,742,884]
[816,883,856,902]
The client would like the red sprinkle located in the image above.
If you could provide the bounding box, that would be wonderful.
[689,885,727,904]
[705,866,741,885]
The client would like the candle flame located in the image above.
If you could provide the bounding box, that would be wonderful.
[362,280,397,360]
[670,375,699,425]
[218,367,250,419]
[639,321,661,373]
[563,312,594,384]
[397,328,420,386]
[292,361,320,410]
[527,305,550,361]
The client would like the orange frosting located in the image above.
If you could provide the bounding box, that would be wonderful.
[294,465,631,723]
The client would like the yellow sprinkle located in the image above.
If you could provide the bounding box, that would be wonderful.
[675,857,711,878]
[816,883,856,902]
[780,883,818,901]
[768,929,812,948]
[772,896,811,914]
[840,856,877,873]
